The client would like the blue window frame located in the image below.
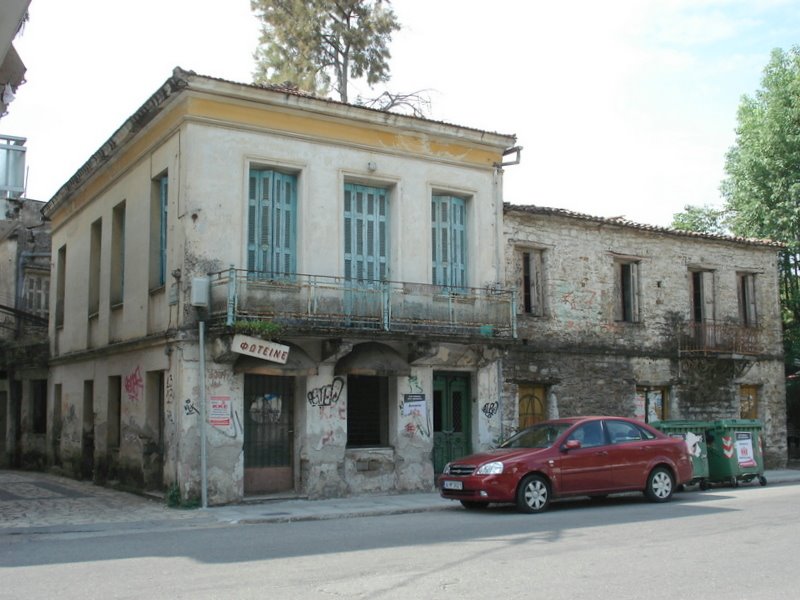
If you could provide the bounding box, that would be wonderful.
[158,175,168,286]
[248,169,297,277]
[344,183,388,284]
[431,195,467,288]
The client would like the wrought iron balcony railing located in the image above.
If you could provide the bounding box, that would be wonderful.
[207,267,517,339]
[677,321,763,356]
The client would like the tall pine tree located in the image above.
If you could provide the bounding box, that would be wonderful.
[251,0,400,103]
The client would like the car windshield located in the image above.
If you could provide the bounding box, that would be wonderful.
[499,422,572,449]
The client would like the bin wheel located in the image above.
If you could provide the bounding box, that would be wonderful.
[730,477,739,488]
[759,476,768,487]
[699,480,709,491]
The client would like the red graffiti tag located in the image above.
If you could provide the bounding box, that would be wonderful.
[125,366,144,402]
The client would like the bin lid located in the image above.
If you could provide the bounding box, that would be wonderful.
[710,419,763,429]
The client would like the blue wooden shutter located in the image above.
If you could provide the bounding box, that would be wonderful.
[159,175,168,286]
[344,183,388,285]
[432,195,467,288]
[272,172,296,275]
[247,170,297,277]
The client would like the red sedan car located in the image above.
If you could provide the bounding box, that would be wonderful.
[439,416,694,513]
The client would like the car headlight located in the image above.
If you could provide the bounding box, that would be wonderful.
[475,461,504,475]
[442,463,452,475]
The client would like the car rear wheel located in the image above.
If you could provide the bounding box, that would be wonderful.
[460,500,489,510]
[516,474,550,513]
[645,467,674,502]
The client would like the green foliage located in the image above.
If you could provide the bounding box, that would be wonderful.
[671,204,729,235]
[722,46,800,326]
[251,0,400,103]
[166,484,200,509]
[233,319,283,338]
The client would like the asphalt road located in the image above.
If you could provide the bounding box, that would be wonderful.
[1,483,797,600]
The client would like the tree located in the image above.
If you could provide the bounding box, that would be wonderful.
[721,46,800,326]
[670,204,729,235]
[251,0,400,104]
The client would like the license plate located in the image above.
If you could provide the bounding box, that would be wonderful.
[443,480,463,490]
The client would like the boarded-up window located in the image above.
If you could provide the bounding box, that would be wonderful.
[636,386,669,423]
[740,385,759,419]
[518,384,547,429]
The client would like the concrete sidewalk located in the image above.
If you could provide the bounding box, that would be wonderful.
[2,467,799,533]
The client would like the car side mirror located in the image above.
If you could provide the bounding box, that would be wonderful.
[562,439,581,451]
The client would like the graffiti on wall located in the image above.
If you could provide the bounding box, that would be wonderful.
[184,399,199,416]
[482,401,499,419]
[307,377,344,407]
[407,375,423,394]
[125,366,144,402]
[165,373,176,425]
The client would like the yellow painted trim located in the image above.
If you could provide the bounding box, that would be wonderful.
[50,98,189,229]
[185,96,502,168]
[50,92,504,228]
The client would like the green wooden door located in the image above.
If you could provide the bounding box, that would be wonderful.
[433,373,471,473]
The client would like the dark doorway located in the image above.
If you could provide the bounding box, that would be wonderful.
[244,375,294,495]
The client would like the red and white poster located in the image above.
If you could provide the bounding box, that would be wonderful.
[735,431,757,467]
[209,396,231,427]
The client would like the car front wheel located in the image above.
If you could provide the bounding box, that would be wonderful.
[516,474,551,513]
[645,467,674,502]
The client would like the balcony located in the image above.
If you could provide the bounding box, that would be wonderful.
[207,268,516,340]
[677,321,763,357]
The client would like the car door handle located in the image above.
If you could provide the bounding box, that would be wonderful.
[595,450,608,456]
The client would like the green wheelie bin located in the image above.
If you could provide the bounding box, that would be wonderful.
[705,419,767,487]
[652,420,712,489]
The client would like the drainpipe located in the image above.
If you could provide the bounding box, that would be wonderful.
[497,358,504,441]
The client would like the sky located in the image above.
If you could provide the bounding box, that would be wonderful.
[3,0,800,227]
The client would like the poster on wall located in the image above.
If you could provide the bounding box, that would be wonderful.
[209,396,231,427]
[403,394,427,418]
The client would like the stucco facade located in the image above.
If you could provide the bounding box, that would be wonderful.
[43,68,517,504]
[501,205,787,468]
[1,193,50,469]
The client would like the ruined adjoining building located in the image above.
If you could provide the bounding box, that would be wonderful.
[42,68,519,504]
[1,136,50,469]
[501,205,787,468]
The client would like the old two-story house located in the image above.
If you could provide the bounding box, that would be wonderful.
[43,68,519,504]
[499,205,787,468]
[1,137,50,469]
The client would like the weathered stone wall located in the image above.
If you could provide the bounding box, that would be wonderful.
[504,207,787,467]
